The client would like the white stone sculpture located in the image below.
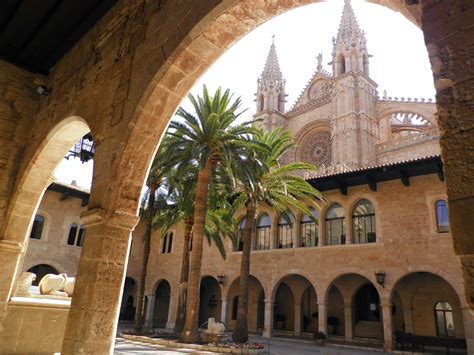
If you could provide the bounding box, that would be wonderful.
[207,317,225,334]
[39,273,75,297]
[15,272,36,295]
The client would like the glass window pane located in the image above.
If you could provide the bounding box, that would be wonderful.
[67,223,78,245]
[436,310,446,336]
[436,200,450,233]
[445,311,455,337]
[30,215,45,240]
[77,227,86,247]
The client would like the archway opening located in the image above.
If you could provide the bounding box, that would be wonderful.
[226,275,265,331]
[391,272,465,340]
[274,282,294,332]
[27,264,58,286]
[153,280,171,328]
[199,276,222,328]
[119,277,137,321]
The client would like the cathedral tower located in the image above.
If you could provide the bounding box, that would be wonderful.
[255,38,287,132]
[330,0,378,168]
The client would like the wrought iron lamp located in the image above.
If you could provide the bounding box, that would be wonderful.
[217,274,226,286]
[375,271,386,288]
[65,133,95,163]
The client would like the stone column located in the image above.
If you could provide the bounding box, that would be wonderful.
[263,299,273,337]
[294,219,301,248]
[381,302,393,352]
[461,307,474,355]
[0,240,24,332]
[318,302,327,335]
[145,294,156,328]
[402,306,414,333]
[61,208,139,354]
[294,303,301,335]
[344,304,353,340]
[166,294,175,329]
[318,221,325,247]
[220,298,228,324]
[270,224,278,249]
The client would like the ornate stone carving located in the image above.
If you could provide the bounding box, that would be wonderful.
[308,80,329,101]
[39,273,75,297]
[15,272,36,295]
[297,130,332,167]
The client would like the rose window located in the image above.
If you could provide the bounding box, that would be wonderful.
[298,131,332,166]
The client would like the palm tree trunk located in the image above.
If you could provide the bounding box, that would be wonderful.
[181,159,213,343]
[135,185,157,333]
[174,219,193,333]
[232,200,257,343]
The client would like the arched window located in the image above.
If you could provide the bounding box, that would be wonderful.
[258,94,264,112]
[255,213,271,250]
[325,203,345,245]
[77,226,86,246]
[435,302,455,337]
[231,296,239,320]
[277,211,294,249]
[339,55,346,75]
[167,232,173,253]
[435,200,450,233]
[235,217,246,251]
[29,215,45,240]
[161,234,168,254]
[300,207,318,247]
[67,223,78,245]
[352,199,376,244]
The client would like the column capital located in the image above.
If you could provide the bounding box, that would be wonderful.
[380,302,392,308]
[317,301,327,306]
[81,208,139,230]
[0,239,23,253]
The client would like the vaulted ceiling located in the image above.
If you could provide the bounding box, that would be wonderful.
[0,0,117,74]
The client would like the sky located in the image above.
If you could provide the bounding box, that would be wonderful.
[53,0,436,190]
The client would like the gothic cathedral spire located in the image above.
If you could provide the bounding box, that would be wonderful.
[256,37,286,114]
[332,0,370,77]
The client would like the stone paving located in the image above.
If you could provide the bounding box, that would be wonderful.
[115,336,389,355]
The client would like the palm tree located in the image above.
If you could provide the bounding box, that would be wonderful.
[231,127,323,343]
[168,86,255,343]
[134,137,176,333]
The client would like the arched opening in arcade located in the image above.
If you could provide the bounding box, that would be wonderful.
[119,277,137,321]
[199,276,222,328]
[391,272,467,341]
[272,274,317,336]
[153,279,171,328]
[27,265,59,287]
[226,275,265,331]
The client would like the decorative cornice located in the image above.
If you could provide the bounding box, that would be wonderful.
[80,208,139,230]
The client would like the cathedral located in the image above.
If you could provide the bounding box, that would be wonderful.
[9,1,473,354]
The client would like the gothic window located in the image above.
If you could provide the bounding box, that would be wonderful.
[258,94,264,112]
[255,213,271,250]
[161,232,173,254]
[277,211,295,249]
[67,223,78,245]
[435,200,450,233]
[339,55,346,75]
[434,302,455,337]
[298,130,331,167]
[29,215,45,240]
[300,207,318,247]
[325,203,345,245]
[352,199,376,244]
[363,54,369,75]
[235,217,246,251]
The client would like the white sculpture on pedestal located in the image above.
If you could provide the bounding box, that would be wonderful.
[39,273,75,297]
[207,317,225,334]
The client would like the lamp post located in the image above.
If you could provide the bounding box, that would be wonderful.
[65,133,95,163]
[375,271,386,288]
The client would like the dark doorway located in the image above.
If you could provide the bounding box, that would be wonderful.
[27,264,58,286]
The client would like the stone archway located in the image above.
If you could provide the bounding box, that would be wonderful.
[27,264,59,287]
[199,276,222,328]
[226,275,265,331]
[390,272,469,341]
[153,280,171,328]
[119,277,137,321]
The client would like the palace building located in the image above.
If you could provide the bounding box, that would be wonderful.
[2,0,473,354]
[20,1,473,352]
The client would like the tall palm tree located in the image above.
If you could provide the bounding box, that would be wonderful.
[168,86,255,343]
[134,137,176,333]
[231,127,324,342]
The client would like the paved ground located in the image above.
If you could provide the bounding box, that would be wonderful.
[114,335,389,355]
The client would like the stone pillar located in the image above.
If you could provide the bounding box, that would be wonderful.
[294,303,301,335]
[402,306,414,333]
[344,304,353,340]
[381,302,393,352]
[263,299,273,337]
[294,219,301,248]
[62,208,138,354]
[145,294,156,328]
[270,224,278,249]
[0,240,24,332]
[220,298,228,324]
[318,302,327,335]
[461,307,474,355]
[166,294,175,329]
[318,221,325,247]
